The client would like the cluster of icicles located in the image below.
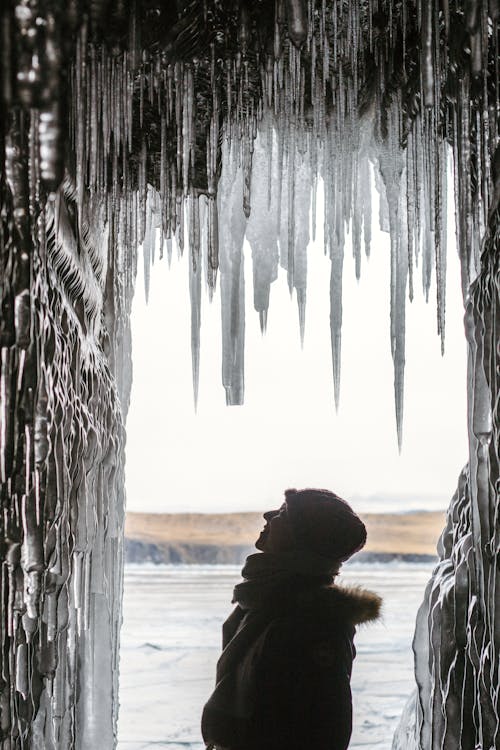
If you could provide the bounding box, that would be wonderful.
[142,117,443,448]
[67,0,496,446]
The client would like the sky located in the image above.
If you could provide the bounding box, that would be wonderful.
[125,184,468,515]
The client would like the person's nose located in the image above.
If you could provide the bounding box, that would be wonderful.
[263,509,280,521]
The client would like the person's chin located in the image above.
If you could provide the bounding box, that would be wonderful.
[255,534,266,550]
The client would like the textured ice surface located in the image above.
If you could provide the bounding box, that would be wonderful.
[394,230,500,750]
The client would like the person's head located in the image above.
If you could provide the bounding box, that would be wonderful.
[255,488,366,564]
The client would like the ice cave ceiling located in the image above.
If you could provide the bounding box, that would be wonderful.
[3,0,498,426]
[0,1,499,749]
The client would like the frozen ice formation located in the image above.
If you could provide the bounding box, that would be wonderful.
[0,1,498,748]
[394,203,500,750]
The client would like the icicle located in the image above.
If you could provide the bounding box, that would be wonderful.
[242,133,253,219]
[405,130,415,302]
[329,244,343,411]
[246,120,279,326]
[311,163,318,242]
[412,113,434,302]
[360,158,372,258]
[182,66,194,195]
[142,189,154,303]
[377,99,408,449]
[218,138,246,405]
[375,167,390,234]
[293,153,311,343]
[435,140,448,353]
[286,127,296,293]
[286,0,308,49]
[207,197,219,285]
[189,196,203,409]
[352,153,362,279]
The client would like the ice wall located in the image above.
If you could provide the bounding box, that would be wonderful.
[394,193,499,750]
[1,131,129,746]
[0,1,498,748]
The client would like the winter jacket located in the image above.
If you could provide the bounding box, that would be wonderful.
[202,583,381,750]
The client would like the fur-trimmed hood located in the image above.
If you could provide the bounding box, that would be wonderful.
[295,583,382,626]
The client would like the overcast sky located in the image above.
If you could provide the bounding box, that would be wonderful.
[125,187,468,515]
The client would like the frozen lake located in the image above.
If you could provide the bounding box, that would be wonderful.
[117,562,434,750]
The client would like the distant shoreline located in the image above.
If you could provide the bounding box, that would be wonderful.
[124,510,445,565]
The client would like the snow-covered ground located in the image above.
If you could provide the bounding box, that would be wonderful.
[117,562,433,750]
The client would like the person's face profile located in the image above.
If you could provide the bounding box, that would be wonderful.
[256,503,292,552]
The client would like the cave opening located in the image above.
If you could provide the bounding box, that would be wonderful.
[119,172,467,747]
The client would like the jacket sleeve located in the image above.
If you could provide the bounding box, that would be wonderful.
[253,615,355,750]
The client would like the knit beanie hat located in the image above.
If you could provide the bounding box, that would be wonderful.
[284,488,366,562]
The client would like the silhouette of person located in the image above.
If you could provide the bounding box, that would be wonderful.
[202,488,382,750]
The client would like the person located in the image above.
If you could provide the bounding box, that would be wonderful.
[201,488,382,750]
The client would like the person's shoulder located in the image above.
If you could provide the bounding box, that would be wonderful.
[264,584,381,649]
[299,584,382,627]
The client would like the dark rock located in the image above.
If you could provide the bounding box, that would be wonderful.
[124,539,437,566]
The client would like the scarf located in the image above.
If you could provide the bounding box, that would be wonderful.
[232,551,339,611]
[215,551,338,682]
